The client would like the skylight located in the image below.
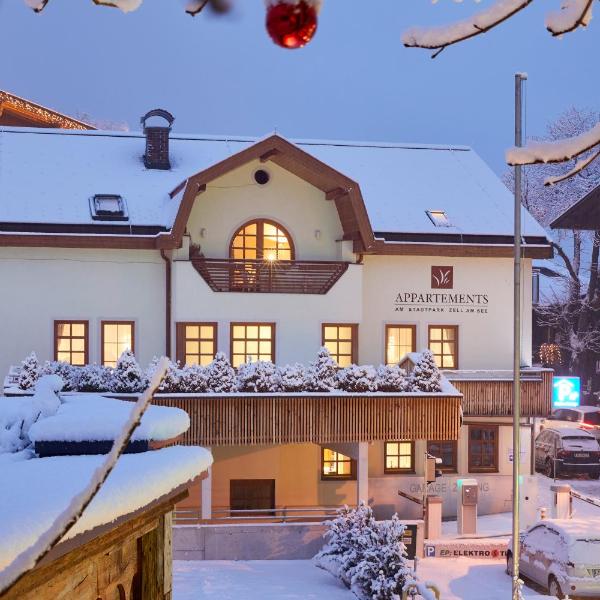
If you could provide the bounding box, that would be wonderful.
[89,194,128,221]
[426,210,451,227]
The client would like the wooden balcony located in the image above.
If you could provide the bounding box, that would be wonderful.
[191,257,350,294]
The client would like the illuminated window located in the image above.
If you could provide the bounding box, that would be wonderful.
[385,325,416,365]
[468,425,498,473]
[426,210,451,227]
[176,323,217,366]
[427,440,457,473]
[230,219,294,262]
[322,448,355,480]
[384,441,415,474]
[231,323,275,368]
[322,324,357,367]
[54,321,88,366]
[428,325,458,369]
[101,321,134,368]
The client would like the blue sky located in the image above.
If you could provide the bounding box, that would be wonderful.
[0,0,598,174]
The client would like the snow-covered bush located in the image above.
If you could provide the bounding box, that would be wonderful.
[306,347,338,392]
[155,359,181,393]
[179,364,209,393]
[375,364,410,393]
[337,364,377,393]
[206,352,237,393]
[76,364,111,392]
[110,350,147,393]
[18,352,41,390]
[410,350,442,393]
[237,361,281,393]
[279,363,307,392]
[349,515,414,600]
[42,360,78,391]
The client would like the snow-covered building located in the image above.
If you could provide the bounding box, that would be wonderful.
[0,113,553,521]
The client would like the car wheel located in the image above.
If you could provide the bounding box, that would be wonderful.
[545,459,555,479]
[548,575,564,599]
[589,471,600,480]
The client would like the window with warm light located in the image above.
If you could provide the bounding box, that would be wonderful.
[322,448,355,480]
[230,323,275,368]
[428,325,458,369]
[54,321,88,365]
[230,219,294,261]
[384,441,415,473]
[176,323,217,366]
[385,325,416,365]
[322,324,357,367]
[101,321,134,368]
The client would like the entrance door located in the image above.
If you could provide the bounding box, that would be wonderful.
[230,479,275,517]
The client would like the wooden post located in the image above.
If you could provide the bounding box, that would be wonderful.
[141,514,169,600]
[201,462,212,521]
[357,442,369,504]
[163,512,173,600]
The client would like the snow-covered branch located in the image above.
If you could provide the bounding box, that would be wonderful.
[544,149,600,186]
[0,357,169,596]
[402,0,534,56]
[546,0,595,36]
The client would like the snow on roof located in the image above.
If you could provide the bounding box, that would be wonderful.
[0,445,212,571]
[0,127,547,239]
[27,394,190,443]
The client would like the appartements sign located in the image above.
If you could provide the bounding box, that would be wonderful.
[393,266,489,314]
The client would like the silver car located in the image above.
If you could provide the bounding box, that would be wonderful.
[543,407,600,442]
[507,519,600,598]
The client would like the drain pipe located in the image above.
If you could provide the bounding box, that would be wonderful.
[160,249,172,359]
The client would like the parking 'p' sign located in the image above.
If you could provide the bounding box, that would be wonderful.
[552,376,581,408]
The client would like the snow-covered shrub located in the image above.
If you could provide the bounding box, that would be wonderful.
[237,361,282,393]
[410,350,442,393]
[375,364,410,393]
[306,346,338,392]
[206,352,237,393]
[76,364,111,392]
[156,359,182,393]
[337,364,377,393]
[349,514,414,600]
[41,360,78,391]
[279,363,307,392]
[18,352,41,390]
[110,350,147,393]
[179,364,209,393]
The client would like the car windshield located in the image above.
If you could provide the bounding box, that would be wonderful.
[583,412,600,426]
[571,539,600,564]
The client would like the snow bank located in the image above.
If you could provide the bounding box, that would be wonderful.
[28,394,189,443]
[0,445,212,571]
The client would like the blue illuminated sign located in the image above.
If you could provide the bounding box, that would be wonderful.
[552,376,581,408]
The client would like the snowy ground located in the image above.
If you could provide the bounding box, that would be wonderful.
[173,560,354,600]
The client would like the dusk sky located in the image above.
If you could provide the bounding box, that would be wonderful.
[1,0,598,174]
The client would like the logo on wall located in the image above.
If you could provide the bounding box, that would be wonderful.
[431,266,453,289]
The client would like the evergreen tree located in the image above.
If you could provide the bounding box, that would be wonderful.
[306,346,338,392]
[157,360,182,393]
[206,352,236,393]
[375,364,410,393]
[410,350,442,393]
[76,364,111,392]
[237,361,282,393]
[179,364,209,393]
[337,364,378,393]
[42,360,78,391]
[18,352,41,390]
[110,350,147,393]
[279,363,307,392]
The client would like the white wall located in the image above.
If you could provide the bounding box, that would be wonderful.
[0,247,164,379]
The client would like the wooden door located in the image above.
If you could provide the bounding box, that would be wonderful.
[230,479,275,517]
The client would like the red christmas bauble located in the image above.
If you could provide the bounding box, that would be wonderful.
[266,0,318,49]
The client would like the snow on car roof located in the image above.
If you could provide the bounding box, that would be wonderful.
[0,127,547,238]
[544,426,596,437]
[543,518,600,541]
[575,406,600,413]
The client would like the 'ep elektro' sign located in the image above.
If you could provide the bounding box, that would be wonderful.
[552,376,581,408]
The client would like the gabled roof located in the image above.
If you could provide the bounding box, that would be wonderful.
[0,90,93,130]
[0,127,551,256]
[551,183,600,230]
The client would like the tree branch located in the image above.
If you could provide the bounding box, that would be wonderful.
[546,0,595,36]
[551,240,580,284]
[544,148,600,186]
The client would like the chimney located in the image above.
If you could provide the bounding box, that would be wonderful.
[141,109,174,170]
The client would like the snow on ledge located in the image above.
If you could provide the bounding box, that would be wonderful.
[0,445,212,571]
[28,394,190,443]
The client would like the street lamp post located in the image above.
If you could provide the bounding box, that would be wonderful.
[512,71,527,600]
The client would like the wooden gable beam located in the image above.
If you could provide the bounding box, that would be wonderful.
[325,187,348,201]
[260,148,281,163]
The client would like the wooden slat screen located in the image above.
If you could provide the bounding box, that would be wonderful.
[451,370,552,417]
[153,394,462,446]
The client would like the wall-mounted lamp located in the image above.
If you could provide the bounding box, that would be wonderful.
[200,228,207,238]
[314,229,321,240]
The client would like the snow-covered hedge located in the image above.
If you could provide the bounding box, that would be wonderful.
[314,503,417,600]
[14,348,443,395]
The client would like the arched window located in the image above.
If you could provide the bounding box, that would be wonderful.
[230,219,294,262]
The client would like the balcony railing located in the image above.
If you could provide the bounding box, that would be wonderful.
[191,257,350,294]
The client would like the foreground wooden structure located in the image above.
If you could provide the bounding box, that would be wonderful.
[154,393,463,445]
[1,489,186,600]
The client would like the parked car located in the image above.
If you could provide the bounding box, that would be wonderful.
[507,519,600,598]
[542,406,600,441]
[534,427,600,479]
